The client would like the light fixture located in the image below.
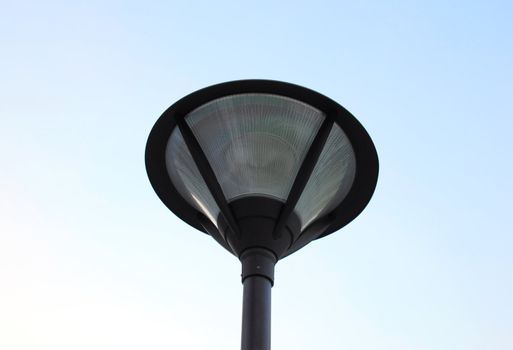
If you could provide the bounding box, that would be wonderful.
[145,80,378,350]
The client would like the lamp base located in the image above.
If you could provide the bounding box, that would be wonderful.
[216,196,301,259]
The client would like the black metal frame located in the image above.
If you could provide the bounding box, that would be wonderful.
[146,79,379,255]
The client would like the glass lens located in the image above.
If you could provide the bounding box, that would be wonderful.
[165,93,356,230]
[294,123,356,230]
[185,93,325,202]
[166,128,221,227]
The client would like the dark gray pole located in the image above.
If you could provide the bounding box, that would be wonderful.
[240,248,276,350]
[241,275,272,350]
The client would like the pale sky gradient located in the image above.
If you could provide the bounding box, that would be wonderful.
[1,1,512,349]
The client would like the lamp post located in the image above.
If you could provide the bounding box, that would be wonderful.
[145,80,378,349]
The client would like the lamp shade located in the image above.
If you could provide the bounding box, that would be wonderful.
[146,80,378,259]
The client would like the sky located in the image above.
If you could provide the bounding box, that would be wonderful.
[1,1,512,349]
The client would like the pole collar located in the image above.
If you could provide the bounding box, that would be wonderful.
[240,248,277,286]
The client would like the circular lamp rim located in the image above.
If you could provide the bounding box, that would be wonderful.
[145,79,378,239]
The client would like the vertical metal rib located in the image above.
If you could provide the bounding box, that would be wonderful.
[177,117,241,238]
[272,117,334,239]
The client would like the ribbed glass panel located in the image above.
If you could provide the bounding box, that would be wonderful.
[184,94,325,201]
[294,124,356,230]
[166,128,220,227]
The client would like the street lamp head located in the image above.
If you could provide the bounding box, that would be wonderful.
[146,80,378,261]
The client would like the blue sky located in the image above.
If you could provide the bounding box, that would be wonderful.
[1,1,512,349]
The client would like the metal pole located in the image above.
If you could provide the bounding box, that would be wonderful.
[240,248,276,350]
[241,275,272,350]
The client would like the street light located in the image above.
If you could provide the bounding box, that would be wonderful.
[145,80,378,349]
